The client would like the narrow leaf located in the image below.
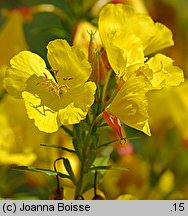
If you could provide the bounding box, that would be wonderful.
[90,165,112,170]
[40,144,76,154]
[90,165,128,171]
[98,136,141,148]
[10,165,70,179]
[63,158,76,185]
[60,125,74,137]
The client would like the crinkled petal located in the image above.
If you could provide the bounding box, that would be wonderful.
[99,4,155,49]
[105,32,145,77]
[147,53,184,89]
[108,74,151,136]
[58,103,86,125]
[58,81,96,124]
[22,91,59,133]
[4,51,53,98]
[99,4,174,68]
[144,23,174,55]
[47,39,92,88]
[22,80,96,131]
[65,81,96,111]
[99,4,146,75]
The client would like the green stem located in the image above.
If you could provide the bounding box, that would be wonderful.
[74,121,95,199]
[102,69,112,104]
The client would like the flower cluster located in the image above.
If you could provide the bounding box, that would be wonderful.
[3,4,184,136]
[99,4,184,135]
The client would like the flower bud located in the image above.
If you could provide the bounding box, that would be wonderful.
[103,108,123,139]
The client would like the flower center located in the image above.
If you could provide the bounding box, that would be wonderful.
[37,72,70,98]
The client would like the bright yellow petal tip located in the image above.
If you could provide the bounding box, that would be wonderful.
[147,53,184,89]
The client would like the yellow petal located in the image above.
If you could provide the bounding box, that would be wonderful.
[144,23,174,55]
[99,4,174,71]
[58,103,86,125]
[147,53,184,89]
[99,4,146,75]
[125,63,153,83]
[108,73,151,136]
[112,32,145,68]
[58,81,96,125]
[0,12,28,66]
[4,51,53,98]
[22,80,96,131]
[65,81,96,112]
[105,32,145,77]
[47,39,92,88]
[99,4,135,47]
[22,91,59,133]
[102,40,128,77]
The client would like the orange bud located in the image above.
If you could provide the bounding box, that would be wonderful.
[103,108,123,139]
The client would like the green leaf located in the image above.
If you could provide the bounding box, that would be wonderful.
[110,166,129,171]
[62,158,77,185]
[60,125,74,137]
[90,165,112,170]
[98,136,141,148]
[90,165,128,171]
[40,144,76,154]
[10,165,70,179]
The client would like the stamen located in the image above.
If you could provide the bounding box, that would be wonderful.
[36,73,70,98]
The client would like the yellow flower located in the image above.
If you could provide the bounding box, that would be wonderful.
[146,54,184,89]
[148,81,188,139]
[0,97,36,166]
[0,94,67,167]
[4,39,96,133]
[0,11,29,66]
[98,4,184,135]
[98,3,174,77]
[0,11,29,93]
[108,65,152,135]
[108,57,184,135]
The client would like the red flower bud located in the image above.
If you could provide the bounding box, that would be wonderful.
[103,108,123,139]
